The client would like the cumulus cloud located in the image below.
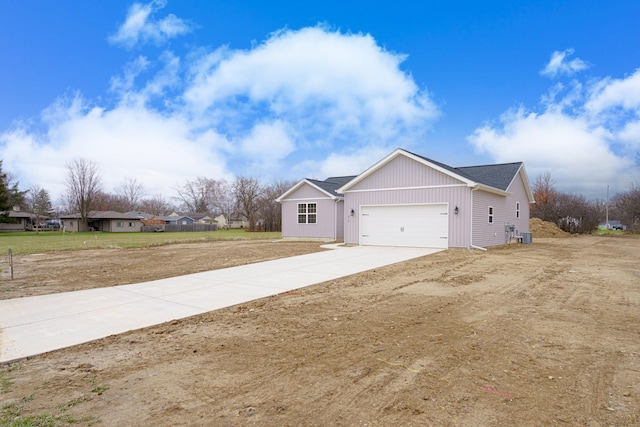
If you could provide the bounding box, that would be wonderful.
[1,23,438,201]
[540,48,589,78]
[469,55,640,197]
[181,27,438,177]
[108,0,192,49]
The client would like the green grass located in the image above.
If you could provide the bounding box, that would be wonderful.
[0,229,282,255]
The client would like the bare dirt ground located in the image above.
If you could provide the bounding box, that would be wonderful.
[1,235,639,426]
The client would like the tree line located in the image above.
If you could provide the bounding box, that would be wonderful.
[531,171,639,233]
[0,158,296,232]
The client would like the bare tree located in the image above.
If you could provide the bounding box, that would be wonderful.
[140,194,173,216]
[117,177,145,211]
[531,171,559,222]
[175,177,215,213]
[28,184,52,233]
[212,179,236,227]
[65,158,102,230]
[259,179,296,231]
[613,183,640,232]
[233,176,264,231]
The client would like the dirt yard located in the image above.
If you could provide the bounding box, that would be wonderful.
[1,236,639,426]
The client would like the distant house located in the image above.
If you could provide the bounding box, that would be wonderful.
[278,148,535,249]
[0,207,36,231]
[60,211,143,232]
[159,215,194,225]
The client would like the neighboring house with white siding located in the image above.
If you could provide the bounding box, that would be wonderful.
[278,148,534,249]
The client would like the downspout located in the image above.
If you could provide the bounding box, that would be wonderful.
[334,199,338,242]
[470,185,487,251]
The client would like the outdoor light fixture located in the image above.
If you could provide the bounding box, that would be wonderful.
[350,209,355,216]
[454,206,459,215]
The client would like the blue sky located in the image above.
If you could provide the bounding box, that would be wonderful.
[1,0,639,202]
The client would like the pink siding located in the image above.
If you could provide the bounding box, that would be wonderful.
[505,172,531,235]
[471,171,531,248]
[350,155,463,190]
[471,190,506,247]
[280,182,341,240]
[344,188,471,247]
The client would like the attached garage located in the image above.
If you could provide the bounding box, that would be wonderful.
[360,204,449,248]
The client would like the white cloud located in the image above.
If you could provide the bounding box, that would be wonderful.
[584,68,640,114]
[184,27,438,146]
[468,66,640,197]
[540,48,589,78]
[1,95,232,201]
[1,24,439,202]
[108,0,192,49]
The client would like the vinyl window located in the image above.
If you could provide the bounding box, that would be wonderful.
[516,202,520,219]
[488,206,494,224]
[297,203,317,224]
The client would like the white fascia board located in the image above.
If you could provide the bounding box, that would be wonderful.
[276,179,341,203]
[337,148,477,194]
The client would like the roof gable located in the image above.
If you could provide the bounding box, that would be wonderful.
[277,176,357,202]
[338,149,478,193]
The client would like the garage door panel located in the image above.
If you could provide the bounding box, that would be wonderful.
[360,204,448,248]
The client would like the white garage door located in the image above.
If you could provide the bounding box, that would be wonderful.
[360,204,449,248]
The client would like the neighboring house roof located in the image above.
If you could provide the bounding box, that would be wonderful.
[337,148,535,202]
[60,211,141,220]
[276,175,357,202]
[125,211,155,220]
[1,210,36,219]
[157,215,193,222]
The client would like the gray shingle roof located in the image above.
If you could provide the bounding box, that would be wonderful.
[308,176,357,197]
[405,149,522,191]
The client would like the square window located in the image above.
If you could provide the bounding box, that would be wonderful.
[297,203,317,224]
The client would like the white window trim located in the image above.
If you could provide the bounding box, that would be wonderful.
[297,202,317,224]
[488,206,494,224]
[516,202,520,219]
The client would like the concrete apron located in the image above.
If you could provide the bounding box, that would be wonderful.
[0,245,442,364]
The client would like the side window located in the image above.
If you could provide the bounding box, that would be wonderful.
[297,203,317,224]
[488,206,494,224]
[516,202,520,218]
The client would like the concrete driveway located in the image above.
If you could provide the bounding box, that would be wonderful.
[0,245,442,363]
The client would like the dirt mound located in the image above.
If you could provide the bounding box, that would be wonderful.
[530,217,571,238]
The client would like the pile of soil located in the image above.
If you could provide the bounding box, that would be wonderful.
[530,217,571,238]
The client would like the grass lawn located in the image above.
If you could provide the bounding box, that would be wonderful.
[0,229,282,255]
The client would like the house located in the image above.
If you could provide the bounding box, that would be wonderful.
[160,215,194,225]
[0,208,36,231]
[60,211,143,232]
[276,176,357,241]
[278,148,535,249]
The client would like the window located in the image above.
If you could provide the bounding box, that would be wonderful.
[129,222,135,227]
[297,203,317,224]
[116,221,124,227]
[516,202,520,219]
[488,206,494,224]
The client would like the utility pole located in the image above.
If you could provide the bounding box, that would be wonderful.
[606,184,609,229]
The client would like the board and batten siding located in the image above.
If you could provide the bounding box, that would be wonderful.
[344,156,473,250]
[349,155,463,191]
[280,183,341,240]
